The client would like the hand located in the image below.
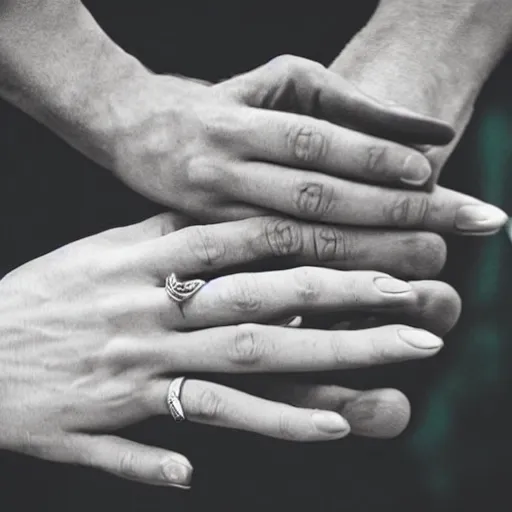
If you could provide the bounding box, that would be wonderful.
[329,1,512,186]
[79,56,470,220]
[0,212,456,487]
[80,56,505,232]
[222,276,462,440]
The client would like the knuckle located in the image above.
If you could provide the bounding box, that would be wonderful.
[97,337,137,374]
[221,274,262,313]
[312,226,352,262]
[278,411,303,441]
[264,218,304,256]
[384,195,430,227]
[287,123,329,164]
[185,158,212,188]
[365,145,389,176]
[185,155,228,190]
[293,180,335,220]
[293,267,321,304]
[368,332,393,365]
[265,56,324,114]
[185,225,226,267]
[402,233,447,278]
[271,54,302,74]
[329,333,350,367]
[118,450,140,479]
[195,388,225,421]
[153,212,188,237]
[272,54,324,76]
[227,325,267,366]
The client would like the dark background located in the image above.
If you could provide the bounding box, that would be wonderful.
[1,2,511,511]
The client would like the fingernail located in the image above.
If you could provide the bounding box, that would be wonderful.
[280,315,303,328]
[397,329,443,350]
[374,277,413,294]
[312,411,350,435]
[162,461,193,488]
[455,204,508,234]
[400,154,432,186]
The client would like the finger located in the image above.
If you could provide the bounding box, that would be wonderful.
[131,217,447,282]
[93,211,193,245]
[224,55,454,145]
[243,108,435,186]
[147,379,350,442]
[223,164,508,234]
[150,268,418,329]
[205,202,271,222]
[347,280,462,338]
[145,324,443,374]
[288,228,447,279]
[249,380,410,439]
[62,434,193,488]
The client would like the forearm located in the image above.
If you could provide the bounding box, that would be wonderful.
[0,0,146,166]
[330,0,512,179]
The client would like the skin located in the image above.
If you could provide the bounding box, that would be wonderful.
[0,1,507,229]
[0,0,508,490]
[0,212,461,488]
[330,0,512,185]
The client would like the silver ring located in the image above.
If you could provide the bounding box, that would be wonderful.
[167,376,187,423]
[165,273,206,304]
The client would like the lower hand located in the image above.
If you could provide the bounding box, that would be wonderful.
[0,212,458,487]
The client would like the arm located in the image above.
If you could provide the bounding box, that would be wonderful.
[2,0,490,224]
[0,0,149,167]
[330,0,512,183]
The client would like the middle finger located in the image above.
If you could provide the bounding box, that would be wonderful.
[145,323,443,374]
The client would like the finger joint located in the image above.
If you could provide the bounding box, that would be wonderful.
[185,225,226,267]
[293,267,321,304]
[312,226,349,262]
[366,145,389,177]
[384,196,430,227]
[264,218,304,256]
[227,325,267,366]
[221,274,262,313]
[293,181,334,220]
[193,388,225,422]
[287,124,328,164]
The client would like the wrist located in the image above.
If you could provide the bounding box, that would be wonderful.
[0,1,146,166]
[331,0,512,123]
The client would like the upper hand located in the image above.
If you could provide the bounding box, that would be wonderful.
[87,56,506,232]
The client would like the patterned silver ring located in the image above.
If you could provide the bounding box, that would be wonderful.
[167,376,187,423]
[165,273,206,304]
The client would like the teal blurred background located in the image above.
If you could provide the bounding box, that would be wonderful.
[409,59,512,509]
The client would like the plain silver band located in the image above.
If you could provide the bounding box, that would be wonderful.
[167,376,186,422]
